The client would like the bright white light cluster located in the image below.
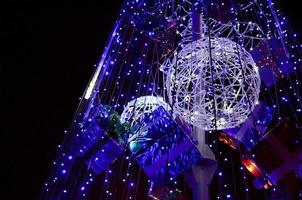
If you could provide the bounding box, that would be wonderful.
[163,37,261,130]
[121,96,171,125]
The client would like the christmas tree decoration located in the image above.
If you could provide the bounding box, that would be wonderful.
[162,23,261,130]
[121,96,171,126]
[71,104,127,174]
[223,103,274,150]
[43,0,302,199]
[128,106,202,186]
[251,38,295,87]
[251,119,302,188]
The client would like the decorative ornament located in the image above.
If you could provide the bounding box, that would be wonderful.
[120,95,171,125]
[92,104,130,144]
[163,36,261,130]
[127,106,202,186]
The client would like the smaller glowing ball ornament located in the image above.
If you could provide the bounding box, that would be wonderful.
[121,96,171,125]
[163,37,261,130]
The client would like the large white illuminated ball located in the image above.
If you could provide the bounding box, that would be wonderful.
[121,96,171,125]
[163,37,261,130]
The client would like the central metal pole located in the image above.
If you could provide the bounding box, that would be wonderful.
[188,7,217,200]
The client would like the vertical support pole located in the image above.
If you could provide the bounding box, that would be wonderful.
[190,128,217,200]
[192,12,201,41]
[187,7,217,200]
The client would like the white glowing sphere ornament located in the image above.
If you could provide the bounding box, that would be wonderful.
[162,37,261,130]
[121,96,171,125]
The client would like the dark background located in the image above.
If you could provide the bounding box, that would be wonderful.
[1,0,301,199]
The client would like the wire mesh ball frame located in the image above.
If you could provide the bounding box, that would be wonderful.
[121,96,171,125]
[164,36,261,130]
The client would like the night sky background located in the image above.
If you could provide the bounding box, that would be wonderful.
[1,0,302,199]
